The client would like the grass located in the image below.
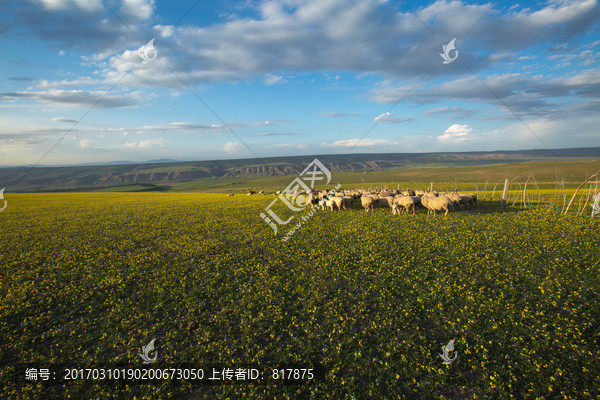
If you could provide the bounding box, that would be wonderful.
[1,191,599,399]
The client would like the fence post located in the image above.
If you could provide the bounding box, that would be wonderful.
[501,178,509,208]
[430,181,434,192]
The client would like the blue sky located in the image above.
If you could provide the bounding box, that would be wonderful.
[1,0,599,166]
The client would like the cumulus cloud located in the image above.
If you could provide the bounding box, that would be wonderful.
[223,141,244,154]
[38,0,103,13]
[10,0,594,89]
[438,124,472,142]
[11,0,155,53]
[371,67,600,118]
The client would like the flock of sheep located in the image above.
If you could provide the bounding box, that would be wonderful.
[307,189,478,216]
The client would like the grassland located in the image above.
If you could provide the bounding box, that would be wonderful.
[163,159,600,193]
[1,190,599,399]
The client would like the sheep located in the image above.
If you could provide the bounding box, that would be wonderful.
[421,194,432,214]
[342,196,354,210]
[377,196,394,208]
[227,193,234,197]
[361,196,374,212]
[325,199,336,211]
[459,193,477,207]
[305,191,315,208]
[393,195,419,214]
[447,193,462,208]
[317,198,327,210]
[428,195,454,216]
[331,196,344,210]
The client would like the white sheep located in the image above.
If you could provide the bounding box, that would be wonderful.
[361,196,374,212]
[428,195,454,216]
[377,196,394,208]
[447,193,462,208]
[393,195,419,214]
[331,196,344,210]
[325,199,336,211]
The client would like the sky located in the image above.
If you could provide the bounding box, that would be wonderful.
[1,0,599,166]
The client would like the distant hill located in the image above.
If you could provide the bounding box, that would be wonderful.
[1,147,599,192]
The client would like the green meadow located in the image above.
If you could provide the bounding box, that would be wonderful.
[1,186,599,399]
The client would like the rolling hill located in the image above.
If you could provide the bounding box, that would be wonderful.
[1,147,599,192]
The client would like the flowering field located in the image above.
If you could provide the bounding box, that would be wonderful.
[1,192,599,399]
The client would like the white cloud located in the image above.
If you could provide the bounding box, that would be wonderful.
[38,78,100,89]
[320,112,361,117]
[10,0,598,92]
[124,137,166,149]
[425,107,476,119]
[51,117,78,123]
[325,138,398,147]
[120,0,154,22]
[2,89,145,108]
[81,0,600,88]
[373,112,412,124]
[223,141,244,154]
[38,0,103,13]
[78,139,94,148]
[438,124,472,142]
[263,74,286,85]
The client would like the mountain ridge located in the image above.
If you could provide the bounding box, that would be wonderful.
[2,147,599,192]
